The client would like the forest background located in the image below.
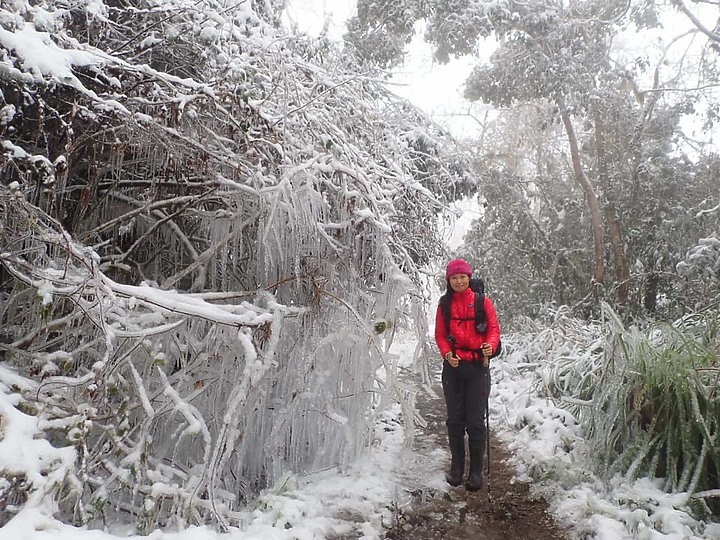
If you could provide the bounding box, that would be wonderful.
[0,0,719,537]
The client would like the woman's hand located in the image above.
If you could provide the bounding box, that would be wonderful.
[445,351,460,368]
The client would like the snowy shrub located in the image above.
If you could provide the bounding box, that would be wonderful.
[0,0,470,532]
[677,234,720,309]
[503,303,720,520]
[587,304,720,517]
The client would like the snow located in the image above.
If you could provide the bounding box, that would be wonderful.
[0,104,15,125]
[0,23,102,91]
[2,326,719,539]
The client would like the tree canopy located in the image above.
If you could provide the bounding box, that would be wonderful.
[349,0,720,321]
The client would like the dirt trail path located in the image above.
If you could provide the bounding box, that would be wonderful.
[384,373,570,540]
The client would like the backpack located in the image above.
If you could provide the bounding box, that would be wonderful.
[439,275,502,359]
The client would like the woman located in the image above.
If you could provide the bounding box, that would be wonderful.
[434,258,501,490]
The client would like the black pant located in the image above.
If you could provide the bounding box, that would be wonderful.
[442,360,490,442]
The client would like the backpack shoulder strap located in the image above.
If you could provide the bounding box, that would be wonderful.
[474,291,487,325]
[476,291,502,358]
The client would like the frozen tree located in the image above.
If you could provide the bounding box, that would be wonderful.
[0,0,473,531]
[349,0,720,321]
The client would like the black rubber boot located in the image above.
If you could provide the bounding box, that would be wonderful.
[466,438,485,491]
[445,434,465,487]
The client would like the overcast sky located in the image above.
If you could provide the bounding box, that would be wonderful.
[283,1,718,147]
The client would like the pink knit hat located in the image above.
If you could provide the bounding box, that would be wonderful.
[446,258,472,279]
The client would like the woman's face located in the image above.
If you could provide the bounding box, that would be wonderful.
[449,273,470,293]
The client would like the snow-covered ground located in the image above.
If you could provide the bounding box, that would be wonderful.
[2,328,719,539]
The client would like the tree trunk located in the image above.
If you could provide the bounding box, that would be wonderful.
[560,104,605,298]
[592,108,630,305]
[644,271,659,313]
[627,72,661,315]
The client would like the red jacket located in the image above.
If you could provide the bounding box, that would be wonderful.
[435,287,501,361]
